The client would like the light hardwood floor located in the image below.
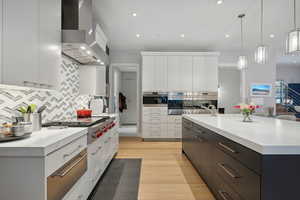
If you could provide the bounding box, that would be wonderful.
[116,137,215,200]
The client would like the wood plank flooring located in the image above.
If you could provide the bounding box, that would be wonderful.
[116,137,215,200]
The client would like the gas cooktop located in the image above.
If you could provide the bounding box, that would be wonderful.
[43,116,110,127]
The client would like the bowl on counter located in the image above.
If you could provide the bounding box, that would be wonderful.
[77,109,92,118]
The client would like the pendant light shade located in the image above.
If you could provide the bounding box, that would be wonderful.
[255,0,269,64]
[238,56,247,70]
[237,14,247,70]
[286,29,300,54]
[255,45,268,64]
[286,0,300,55]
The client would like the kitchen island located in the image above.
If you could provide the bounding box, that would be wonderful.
[182,114,300,200]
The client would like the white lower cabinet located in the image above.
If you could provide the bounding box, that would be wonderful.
[142,107,182,139]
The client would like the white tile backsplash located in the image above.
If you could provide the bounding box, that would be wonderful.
[0,56,91,123]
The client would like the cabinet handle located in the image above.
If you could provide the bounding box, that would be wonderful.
[54,152,87,177]
[218,142,237,154]
[218,190,232,200]
[91,146,102,155]
[217,163,240,179]
[63,145,83,158]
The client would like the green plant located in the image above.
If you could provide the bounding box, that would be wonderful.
[17,104,37,114]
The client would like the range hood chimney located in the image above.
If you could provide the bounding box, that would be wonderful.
[62,0,109,65]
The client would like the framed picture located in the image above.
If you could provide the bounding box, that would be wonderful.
[250,83,272,97]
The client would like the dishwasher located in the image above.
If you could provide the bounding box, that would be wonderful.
[47,149,87,200]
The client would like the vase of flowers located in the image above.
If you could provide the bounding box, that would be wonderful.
[234,103,260,122]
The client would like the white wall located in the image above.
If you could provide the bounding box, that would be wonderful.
[218,68,241,114]
[277,64,300,83]
[120,72,137,125]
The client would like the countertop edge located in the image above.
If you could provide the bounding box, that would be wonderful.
[183,115,300,155]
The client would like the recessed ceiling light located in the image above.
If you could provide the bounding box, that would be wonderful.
[180,34,185,38]
[225,34,230,38]
[217,0,224,5]
[86,50,91,55]
[97,59,101,63]
[132,13,137,17]
[136,34,141,38]
[100,62,105,65]
[80,46,86,50]
[270,34,275,38]
[88,29,93,35]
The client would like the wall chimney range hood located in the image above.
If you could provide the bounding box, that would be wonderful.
[62,0,109,65]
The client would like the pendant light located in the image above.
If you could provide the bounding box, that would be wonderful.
[286,0,300,55]
[238,14,248,70]
[255,0,269,64]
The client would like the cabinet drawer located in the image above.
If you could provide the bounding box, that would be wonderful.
[46,135,87,176]
[213,173,243,200]
[214,148,260,200]
[215,134,261,174]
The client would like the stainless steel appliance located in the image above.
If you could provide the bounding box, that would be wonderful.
[168,92,184,115]
[43,116,116,144]
[182,92,218,114]
[143,92,168,107]
[47,149,87,200]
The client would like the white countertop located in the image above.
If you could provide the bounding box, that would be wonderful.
[0,127,88,157]
[183,114,300,155]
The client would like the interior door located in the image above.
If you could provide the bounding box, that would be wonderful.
[120,72,137,125]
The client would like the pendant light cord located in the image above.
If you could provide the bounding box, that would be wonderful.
[260,0,264,44]
[294,0,297,29]
[239,14,245,51]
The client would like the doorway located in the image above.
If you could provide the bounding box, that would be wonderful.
[120,72,137,125]
[110,63,140,137]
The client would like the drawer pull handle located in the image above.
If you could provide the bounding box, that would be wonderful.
[218,163,240,179]
[218,142,237,154]
[91,146,102,155]
[63,145,83,158]
[54,152,87,177]
[218,190,233,200]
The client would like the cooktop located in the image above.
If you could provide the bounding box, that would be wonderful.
[43,117,110,127]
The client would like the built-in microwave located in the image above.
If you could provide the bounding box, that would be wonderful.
[143,92,168,106]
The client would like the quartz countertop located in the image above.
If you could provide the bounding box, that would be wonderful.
[0,127,88,157]
[183,114,300,155]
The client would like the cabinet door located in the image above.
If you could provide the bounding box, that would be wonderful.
[142,56,155,91]
[204,56,218,92]
[39,0,61,88]
[192,56,205,92]
[96,66,106,96]
[0,0,2,83]
[167,56,180,91]
[2,0,39,86]
[154,56,168,92]
[180,56,193,91]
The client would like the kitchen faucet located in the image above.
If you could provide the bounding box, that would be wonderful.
[201,105,218,116]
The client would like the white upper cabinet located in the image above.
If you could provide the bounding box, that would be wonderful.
[142,56,155,92]
[193,56,218,92]
[0,0,2,83]
[1,0,61,89]
[142,52,219,92]
[39,0,62,88]
[80,66,106,96]
[167,56,181,91]
[154,56,168,91]
[179,56,193,92]
[2,0,40,86]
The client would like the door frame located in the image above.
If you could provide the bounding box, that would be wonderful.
[110,63,141,137]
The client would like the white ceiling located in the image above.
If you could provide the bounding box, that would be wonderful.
[93,0,299,57]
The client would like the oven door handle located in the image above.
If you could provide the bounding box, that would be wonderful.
[53,152,87,177]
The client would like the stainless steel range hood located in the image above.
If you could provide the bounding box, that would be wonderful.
[62,0,109,65]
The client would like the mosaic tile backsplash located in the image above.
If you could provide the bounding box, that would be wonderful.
[0,57,91,123]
